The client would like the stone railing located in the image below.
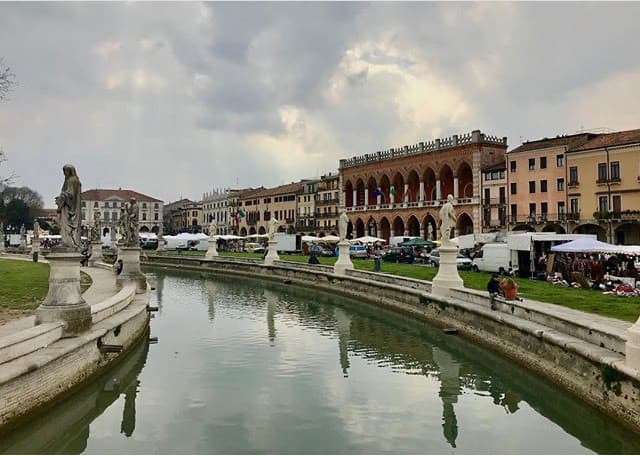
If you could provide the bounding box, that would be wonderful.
[339,130,507,169]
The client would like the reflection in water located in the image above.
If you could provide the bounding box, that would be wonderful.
[0,337,149,454]
[3,268,640,454]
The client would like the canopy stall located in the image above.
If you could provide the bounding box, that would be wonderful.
[551,238,618,253]
[350,235,386,245]
[399,238,433,248]
[316,235,340,243]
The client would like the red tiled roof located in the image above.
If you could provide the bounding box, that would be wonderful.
[241,182,304,199]
[570,128,640,152]
[81,188,163,203]
[508,133,597,155]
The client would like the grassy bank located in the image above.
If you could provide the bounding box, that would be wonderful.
[147,251,640,322]
[0,259,93,312]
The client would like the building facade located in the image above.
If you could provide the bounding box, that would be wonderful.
[171,201,204,233]
[163,198,192,235]
[296,180,318,235]
[237,182,304,236]
[81,189,163,237]
[567,129,640,244]
[506,133,596,234]
[339,130,507,241]
[480,162,507,232]
[202,188,252,235]
[315,173,340,236]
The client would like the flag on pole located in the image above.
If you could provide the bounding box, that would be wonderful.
[373,187,385,202]
[389,186,396,201]
[237,208,245,218]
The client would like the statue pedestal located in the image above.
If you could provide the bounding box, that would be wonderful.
[31,238,40,255]
[333,241,354,276]
[205,237,218,259]
[36,252,92,336]
[156,235,165,251]
[264,240,280,266]
[431,244,464,297]
[89,241,103,266]
[116,246,146,293]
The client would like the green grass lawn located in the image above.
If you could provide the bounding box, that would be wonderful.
[148,250,640,322]
[0,259,93,311]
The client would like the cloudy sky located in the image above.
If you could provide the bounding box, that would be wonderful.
[0,2,638,206]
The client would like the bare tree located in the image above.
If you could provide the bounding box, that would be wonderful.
[0,58,16,185]
[0,58,15,101]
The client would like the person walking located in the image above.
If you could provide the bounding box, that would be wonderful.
[487,273,504,310]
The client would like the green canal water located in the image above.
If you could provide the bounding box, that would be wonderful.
[2,268,640,454]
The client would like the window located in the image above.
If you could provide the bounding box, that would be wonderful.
[612,195,621,213]
[570,198,579,214]
[529,181,536,193]
[81,201,86,208]
[484,188,490,204]
[154,213,159,221]
[142,203,147,209]
[94,202,98,208]
[510,160,517,172]
[529,203,536,217]
[528,158,535,170]
[540,180,547,192]
[104,212,110,221]
[597,163,607,182]
[556,154,564,167]
[499,187,506,204]
[541,202,548,217]
[81,211,85,220]
[557,178,564,192]
[610,161,620,181]
[569,166,578,184]
[112,211,118,221]
[510,183,517,195]
[540,157,547,169]
[510,204,517,221]
[598,196,609,213]
[557,201,566,215]
[155,203,159,209]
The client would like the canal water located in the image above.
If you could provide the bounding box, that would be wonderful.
[2,268,640,454]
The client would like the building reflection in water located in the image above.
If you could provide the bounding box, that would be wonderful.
[263,289,277,345]
[0,338,149,454]
[205,280,217,322]
[333,307,351,377]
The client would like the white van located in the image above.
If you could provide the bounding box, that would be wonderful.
[472,243,515,274]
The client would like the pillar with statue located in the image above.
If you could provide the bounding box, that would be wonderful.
[35,164,92,336]
[264,218,280,265]
[334,210,354,276]
[89,215,103,266]
[431,194,464,297]
[116,197,146,293]
[205,220,219,259]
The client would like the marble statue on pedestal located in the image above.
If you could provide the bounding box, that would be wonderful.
[339,211,349,241]
[268,218,279,241]
[54,164,82,252]
[0,222,4,252]
[209,220,217,239]
[125,198,139,247]
[33,220,40,239]
[20,224,25,239]
[439,194,456,244]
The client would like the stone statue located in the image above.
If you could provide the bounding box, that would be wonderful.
[338,211,349,242]
[20,224,25,238]
[268,218,279,241]
[439,194,457,243]
[33,220,40,239]
[118,207,127,243]
[90,222,101,242]
[55,164,82,251]
[209,219,217,239]
[125,198,139,246]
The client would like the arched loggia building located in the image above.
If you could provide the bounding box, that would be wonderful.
[340,130,508,243]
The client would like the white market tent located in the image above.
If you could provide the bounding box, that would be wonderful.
[215,234,243,241]
[301,235,320,244]
[551,237,618,253]
[317,235,340,243]
[350,235,386,245]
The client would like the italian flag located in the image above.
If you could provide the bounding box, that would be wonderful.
[389,186,396,200]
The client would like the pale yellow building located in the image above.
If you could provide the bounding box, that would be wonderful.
[237,182,304,236]
[315,173,340,236]
[567,129,640,244]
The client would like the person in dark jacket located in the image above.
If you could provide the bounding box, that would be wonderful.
[487,273,504,310]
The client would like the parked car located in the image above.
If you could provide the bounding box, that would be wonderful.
[245,242,266,254]
[429,248,473,270]
[381,246,414,264]
[349,244,368,258]
[310,244,336,257]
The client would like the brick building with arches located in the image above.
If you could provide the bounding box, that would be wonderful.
[338,130,507,242]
